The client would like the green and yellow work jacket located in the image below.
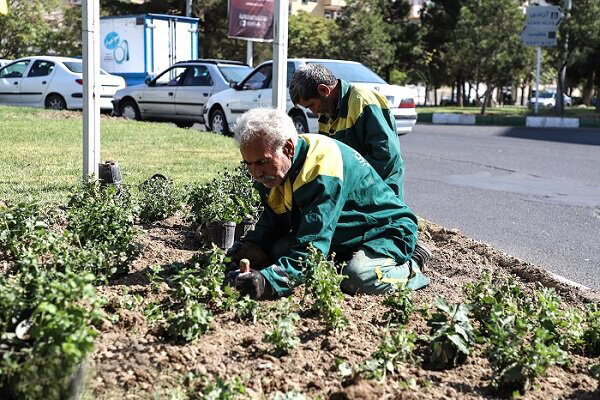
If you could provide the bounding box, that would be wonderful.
[243,134,418,296]
[318,79,405,200]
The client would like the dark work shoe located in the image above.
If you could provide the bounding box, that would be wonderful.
[411,242,431,271]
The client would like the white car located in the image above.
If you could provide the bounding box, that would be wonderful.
[0,56,125,110]
[529,91,572,108]
[203,58,418,135]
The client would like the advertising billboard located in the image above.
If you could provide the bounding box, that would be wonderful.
[228,0,274,41]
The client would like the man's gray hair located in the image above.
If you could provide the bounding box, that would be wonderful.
[234,107,298,151]
[289,64,337,105]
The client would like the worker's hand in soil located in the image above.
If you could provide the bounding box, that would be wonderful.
[226,242,270,270]
[234,269,272,300]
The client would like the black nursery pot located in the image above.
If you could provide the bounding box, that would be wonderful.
[207,221,236,250]
[234,218,256,241]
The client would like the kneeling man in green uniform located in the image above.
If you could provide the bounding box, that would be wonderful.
[228,107,429,299]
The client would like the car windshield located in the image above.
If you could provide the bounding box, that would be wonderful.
[218,65,252,83]
[307,61,387,84]
[62,61,108,75]
[538,92,554,98]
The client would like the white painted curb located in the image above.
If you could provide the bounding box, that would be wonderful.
[432,113,476,125]
[526,116,580,128]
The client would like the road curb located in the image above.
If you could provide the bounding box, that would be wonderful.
[418,112,600,129]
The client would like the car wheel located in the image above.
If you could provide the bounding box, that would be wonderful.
[175,121,195,129]
[120,99,141,120]
[45,94,67,110]
[291,114,308,133]
[210,108,229,135]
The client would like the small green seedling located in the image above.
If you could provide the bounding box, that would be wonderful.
[263,298,300,356]
[360,326,416,381]
[383,283,414,325]
[426,297,474,370]
[166,302,213,343]
[302,245,347,331]
[235,295,260,324]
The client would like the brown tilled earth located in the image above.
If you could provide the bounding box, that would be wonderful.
[84,215,600,399]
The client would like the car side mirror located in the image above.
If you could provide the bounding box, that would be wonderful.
[145,76,153,86]
[229,81,238,89]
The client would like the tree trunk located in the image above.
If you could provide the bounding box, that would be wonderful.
[434,85,438,106]
[457,77,463,107]
[450,81,455,104]
[582,74,594,106]
[424,86,429,106]
[467,81,473,105]
[481,84,493,115]
[520,84,526,106]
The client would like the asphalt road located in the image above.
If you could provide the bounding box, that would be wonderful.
[400,124,600,290]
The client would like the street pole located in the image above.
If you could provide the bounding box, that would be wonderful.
[535,47,541,115]
[246,40,253,67]
[186,0,192,17]
[556,0,571,115]
[272,0,288,111]
[82,0,100,181]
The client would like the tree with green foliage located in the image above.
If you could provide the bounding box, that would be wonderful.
[449,0,529,114]
[418,0,463,105]
[288,11,336,59]
[332,0,394,78]
[0,0,67,58]
[547,0,600,110]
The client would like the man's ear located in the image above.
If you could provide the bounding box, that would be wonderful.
[283,138,295,158]
[317,83,331,98]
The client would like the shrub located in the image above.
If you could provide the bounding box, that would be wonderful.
[187,165,261,224]
[138,175,183,222]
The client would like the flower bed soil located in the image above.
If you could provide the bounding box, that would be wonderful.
[86,215,600,399]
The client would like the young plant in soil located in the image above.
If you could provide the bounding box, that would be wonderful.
[234,295,260,324]
[582,303,600,356]
[301,245,347,331]
[185,374,246,400]
[263,298,301,356]
[485,309,569,396]
[383,283,414,325]
[138,175,183,223]
[360,326,416,381]
[65,181,141,279]
[425,296,475,370]
[0,268,101,400]
[168,247,228,310]
[166,301,213,343]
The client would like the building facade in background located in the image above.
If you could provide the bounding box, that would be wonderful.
[288,0,426,20]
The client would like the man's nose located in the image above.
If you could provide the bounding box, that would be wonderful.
[248,164,262,179]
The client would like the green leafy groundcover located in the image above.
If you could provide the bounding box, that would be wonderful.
[2,174,600,399]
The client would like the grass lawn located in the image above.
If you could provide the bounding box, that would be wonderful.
[0,105,241,204]
[417,105,600,118]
